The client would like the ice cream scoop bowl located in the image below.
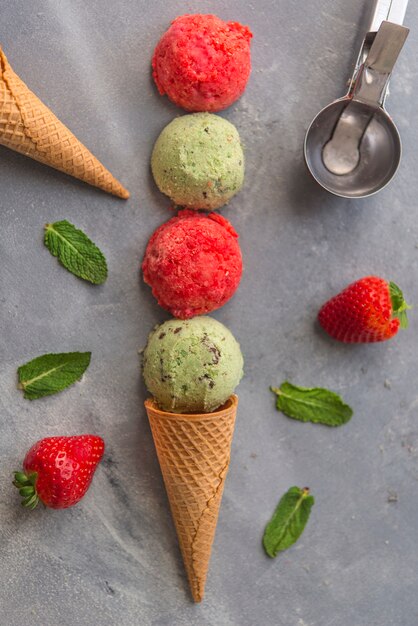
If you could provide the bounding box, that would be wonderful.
[304,0,409,198]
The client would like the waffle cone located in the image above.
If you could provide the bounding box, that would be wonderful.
[145,395,238,602]
[0,46,129,198]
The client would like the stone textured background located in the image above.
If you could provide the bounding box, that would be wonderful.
[1,1,418,624]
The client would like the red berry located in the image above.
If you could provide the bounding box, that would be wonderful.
[318,276,410,343]
[13,435,105,509]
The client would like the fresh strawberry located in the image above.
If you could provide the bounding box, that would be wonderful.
[13,435,104,510]
[318,276,410,343]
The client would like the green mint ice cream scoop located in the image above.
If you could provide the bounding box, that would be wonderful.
[142,316,244,413]
[151,113,244,210]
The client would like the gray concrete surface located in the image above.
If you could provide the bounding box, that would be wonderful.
[1,1,418,624]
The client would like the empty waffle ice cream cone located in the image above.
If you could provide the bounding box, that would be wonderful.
[142,317,244,601]
[145,394,238,602]
[0,46,129,198]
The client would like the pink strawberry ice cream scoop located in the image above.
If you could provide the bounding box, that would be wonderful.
[142,210,243,319]
[152,14,253,112]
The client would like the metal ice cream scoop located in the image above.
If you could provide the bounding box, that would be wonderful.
[304,0,409,198]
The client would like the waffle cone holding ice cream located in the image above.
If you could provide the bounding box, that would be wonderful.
[0,46,128,198]
[145,394,238,602]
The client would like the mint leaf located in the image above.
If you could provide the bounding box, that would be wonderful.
[17,352,91,400]
[44,220,107,284]
[271,382,353,426]
[263,486,314,557]
[389,281,411,330]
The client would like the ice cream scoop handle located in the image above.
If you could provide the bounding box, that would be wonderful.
[369,0,409,32]
[353,21,409,105]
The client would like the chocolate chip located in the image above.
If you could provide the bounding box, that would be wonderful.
[198,373,215,389]
[200,334,221,364]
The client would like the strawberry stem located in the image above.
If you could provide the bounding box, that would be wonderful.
[389,282,411,330]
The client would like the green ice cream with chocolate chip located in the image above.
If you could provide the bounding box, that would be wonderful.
[142,316,244,413]
[151,113,244,210]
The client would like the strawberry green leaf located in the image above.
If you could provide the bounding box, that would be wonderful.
[263,486,314,557]
[22,494,39,509]
[44,220,107,285]
[17,352,91,400]
[13,472,30,486]
[389,282,411,330]
[271,382,353,426]
[13,471,39,509]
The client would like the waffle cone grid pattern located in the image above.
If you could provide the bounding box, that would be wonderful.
[145,395,238,602]
[0,47,128,198]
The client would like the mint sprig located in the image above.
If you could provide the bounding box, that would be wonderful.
[17,352,91,400]
[44,220,107,285]
[271,382,353,426]
[389,281,411,330]
[263,486,314,558]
